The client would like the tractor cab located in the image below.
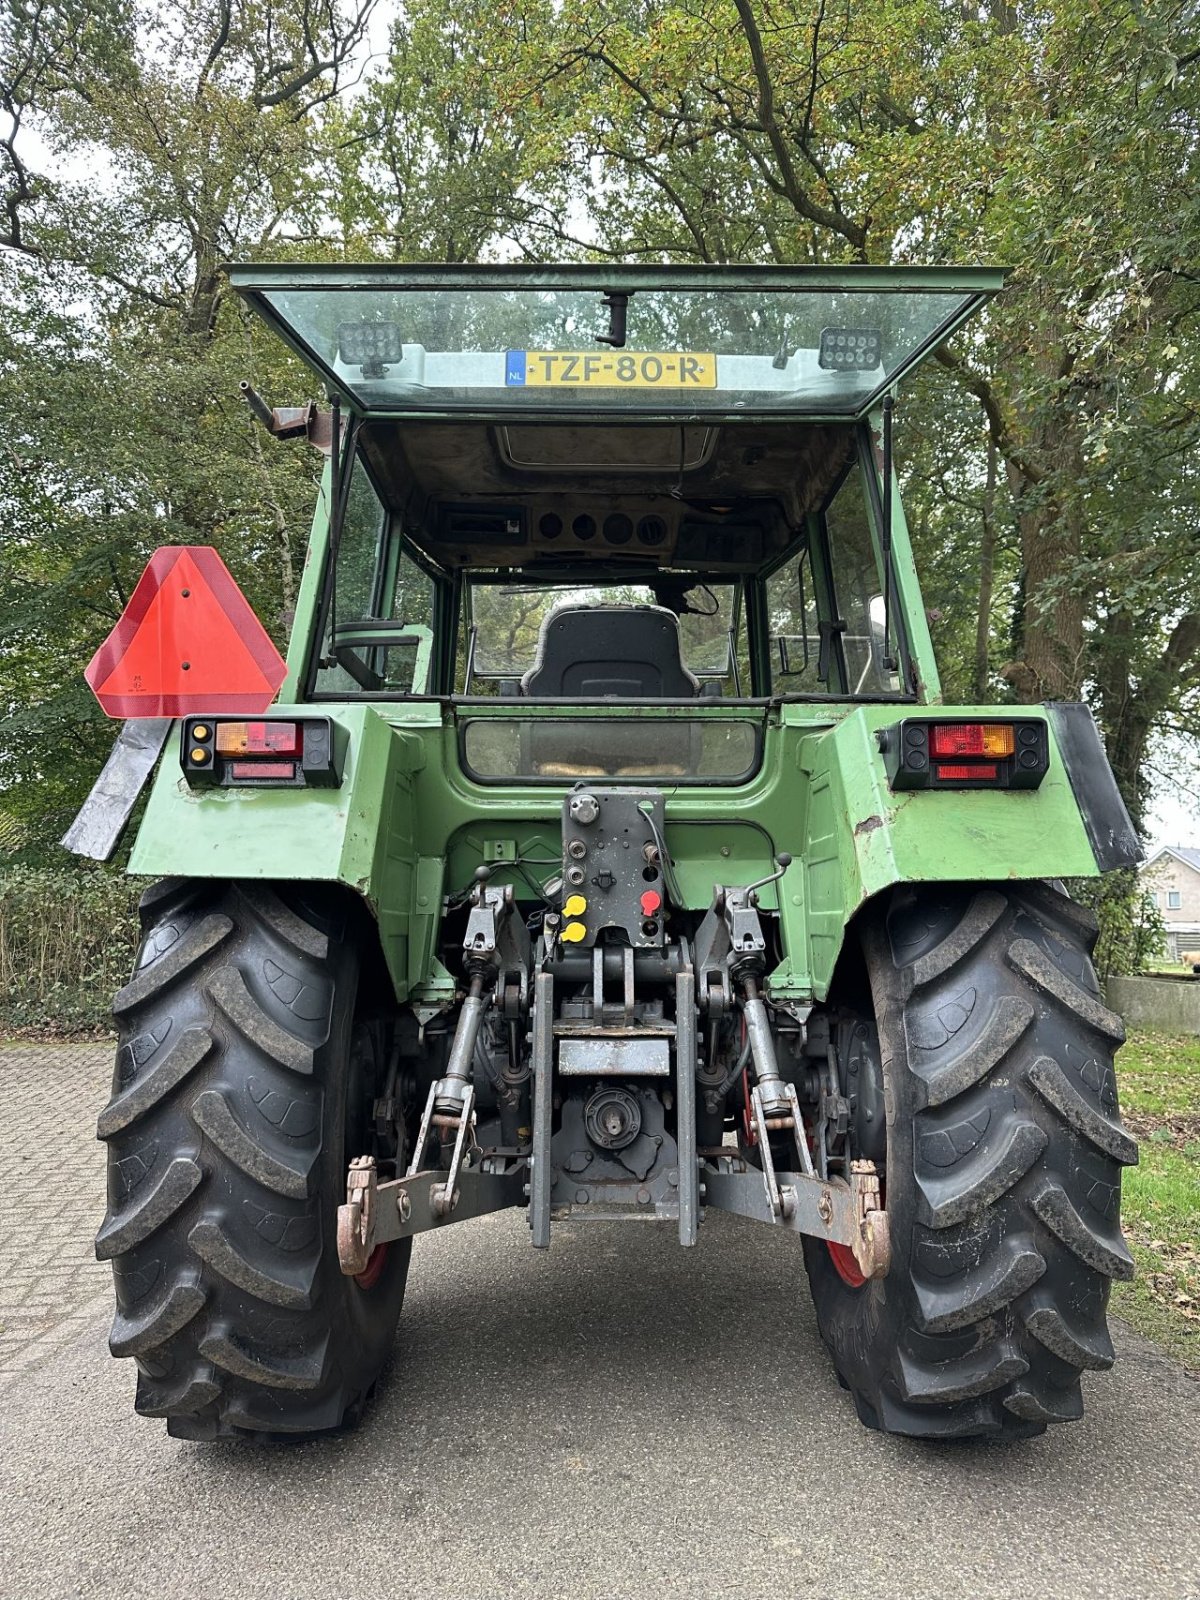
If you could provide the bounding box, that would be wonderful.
[231,264,1003,744]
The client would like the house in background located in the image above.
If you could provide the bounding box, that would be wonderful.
[1140,846,1200,962]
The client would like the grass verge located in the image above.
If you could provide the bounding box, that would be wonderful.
[1113,1027,1200,1371]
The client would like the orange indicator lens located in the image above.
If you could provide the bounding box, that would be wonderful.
[931,723,1014,758]
[215,721,300,756]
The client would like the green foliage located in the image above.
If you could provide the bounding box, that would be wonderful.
[1071,869,1168,981]
[0,865,142,1031]
[0,1,343,860]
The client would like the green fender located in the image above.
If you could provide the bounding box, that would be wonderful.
[130,702,1106,1007]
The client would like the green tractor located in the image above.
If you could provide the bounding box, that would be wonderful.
[80,264,1142,1442]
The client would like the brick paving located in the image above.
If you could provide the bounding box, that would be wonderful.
[0,1040,114,1383]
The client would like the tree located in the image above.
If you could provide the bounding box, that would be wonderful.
[489,0,1200,823]
[0,1,378,856]
[324,0,560,262]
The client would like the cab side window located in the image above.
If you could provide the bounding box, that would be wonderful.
[314,452,434,695]
[766,550,822,691]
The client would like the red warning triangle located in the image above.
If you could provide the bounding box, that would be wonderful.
[85,547,288,718]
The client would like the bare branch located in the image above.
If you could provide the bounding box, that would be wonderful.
[933,343,1046,487]
[196,0,233,96]
[728,0,866,254]
[253,0,376,115]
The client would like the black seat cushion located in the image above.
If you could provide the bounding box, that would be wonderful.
[520,605,700,774]
[521,605,699,699]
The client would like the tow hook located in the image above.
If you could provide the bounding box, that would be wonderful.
[850,1159,890,1280]
[337,1153,377,1276]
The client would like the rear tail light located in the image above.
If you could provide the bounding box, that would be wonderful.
[214,720,301,756]
[228,759,297,780]
[879,718,1048,791]
[931,722,1014,758]
[935,763,997,781]
[181,717,344,788]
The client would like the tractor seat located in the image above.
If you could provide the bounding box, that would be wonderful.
[520,605,700,699]
[519,605,699,776]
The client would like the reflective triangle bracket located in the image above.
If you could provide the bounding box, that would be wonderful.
[84,546,288,718]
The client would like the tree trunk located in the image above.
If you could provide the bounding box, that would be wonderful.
[972,435,998,701]
[1000,414,1085,703]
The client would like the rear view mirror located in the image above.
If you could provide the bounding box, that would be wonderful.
[868,594,899,688]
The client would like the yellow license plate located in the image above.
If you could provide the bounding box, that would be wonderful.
[506,350,717,389]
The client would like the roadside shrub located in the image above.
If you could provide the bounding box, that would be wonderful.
[0,866,144,1033]
[1070,869,1167,982]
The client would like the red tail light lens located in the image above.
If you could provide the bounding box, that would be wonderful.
[931,723,1014,758]
[936,763,998,781]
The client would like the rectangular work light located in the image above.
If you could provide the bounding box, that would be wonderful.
[337,320,404,371]
[879,718,1049,791]
[818,327,883,371]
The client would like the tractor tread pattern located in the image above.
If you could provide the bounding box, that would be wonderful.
[1003,1381,1083,1424]
[914,1237,1047,1332]
[915,994,1034,1107]
[134,1368,221,1419]
[96,1027,213,1139]
[805,881,1136,1440]
[235,883,330,960]
[95,1157,202,1259]
[109,1278,206,1358]
[97,881,410,1441]
[1023,1299,1116,1370]
[187,1220,318,1309]
[1027,1055,1138,1165]
[199,1327,329,1391]
[910,890,1007,986]
[111,916,232,1016]
[915,1118,1046,1228]
[207,966,315,1075]
[896,1342,1028,1405]
[1007,938,1126,1042]
[190,1088,315,1198]
[1029,1178,1136,1279]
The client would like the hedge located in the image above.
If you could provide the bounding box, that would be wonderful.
[0,866,144,1033]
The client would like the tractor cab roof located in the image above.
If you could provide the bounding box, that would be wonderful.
[230,262,1005,425]
[231,263,1005,576]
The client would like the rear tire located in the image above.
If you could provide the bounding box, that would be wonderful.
[803,881,1137,1440]
[96,879,411,1440]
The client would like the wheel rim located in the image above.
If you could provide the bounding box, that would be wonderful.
[826,1240,866,1288]
[345,1020,395,1293]
[355,1243,389,1291]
